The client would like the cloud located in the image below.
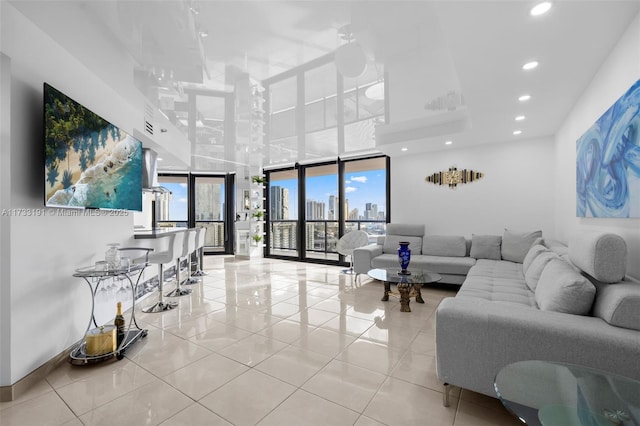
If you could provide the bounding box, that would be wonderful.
[178,197,188,203]
[345,186,357,193]
[179,183,188,187]
[345,179,351,184]
[351,176,368,183]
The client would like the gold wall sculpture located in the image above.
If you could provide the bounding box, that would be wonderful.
[425,165,484,189]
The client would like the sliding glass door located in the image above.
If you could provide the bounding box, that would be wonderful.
[304,163,339,261]
[193,175,226,253]
[268,168,299,258]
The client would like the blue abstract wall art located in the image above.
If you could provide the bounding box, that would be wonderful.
[576,79,640,218]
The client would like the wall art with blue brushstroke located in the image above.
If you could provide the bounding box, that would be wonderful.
[576,79,640,218]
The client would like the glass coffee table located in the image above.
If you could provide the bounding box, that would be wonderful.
[367,268,442,312]
[495,360,640,425]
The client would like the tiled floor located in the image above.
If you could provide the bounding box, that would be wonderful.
[0,257,522,426]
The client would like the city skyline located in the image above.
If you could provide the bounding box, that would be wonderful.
[271,169,386,219]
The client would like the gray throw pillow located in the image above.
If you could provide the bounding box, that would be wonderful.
[522,244,548,275]
[501,229,543,263]
[470,234,502,260]
[535,258,596,315]
[422,235,467,257]
[524,250,558,291]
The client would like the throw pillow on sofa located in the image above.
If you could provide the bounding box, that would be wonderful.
[522,244,548,275]
[470,234,502,260]
[501,229,543,263]
[535,258,596,315]
[422,235,467,257]
[524,250,559,291]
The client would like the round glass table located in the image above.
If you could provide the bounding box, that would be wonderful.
[495,360,640,425]
[367,268,442,312]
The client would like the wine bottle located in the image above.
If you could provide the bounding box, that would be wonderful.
[114,301,126,347]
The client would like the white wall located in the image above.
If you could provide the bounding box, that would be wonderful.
[0,53,12,387]
[1,3,146,386]
[554,12,640,281]
[390,136,556,238]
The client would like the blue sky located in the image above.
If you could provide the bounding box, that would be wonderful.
[164,182,188,221]
[272,169,386,218]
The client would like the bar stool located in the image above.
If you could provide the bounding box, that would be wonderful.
[165,229,193,297]
[142,233,180,313]
[185,228,201,285]
[192,226,208,277]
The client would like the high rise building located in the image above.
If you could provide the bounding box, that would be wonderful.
[282,188,289,219]
[270,185,283,220]
[270,185,291,220]
[195,182,222,220]
[306,199,325,220]
[328,195,335,220]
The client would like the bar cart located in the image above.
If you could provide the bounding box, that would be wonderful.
[70,247,152,364]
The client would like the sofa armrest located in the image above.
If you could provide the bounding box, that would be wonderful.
[353,244,383,274]
[435,298,640,397]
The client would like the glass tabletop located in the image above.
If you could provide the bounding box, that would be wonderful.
[73,262,146,278]
[367,268,442,284]
[495,360,640,426]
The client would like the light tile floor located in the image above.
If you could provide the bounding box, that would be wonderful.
[0,257,523,426]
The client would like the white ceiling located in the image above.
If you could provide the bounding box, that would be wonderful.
[11,0,640,172]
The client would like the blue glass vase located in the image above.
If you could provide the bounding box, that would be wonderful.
[398,241,411,274]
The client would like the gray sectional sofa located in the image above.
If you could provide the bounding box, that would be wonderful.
[353,224,640,403]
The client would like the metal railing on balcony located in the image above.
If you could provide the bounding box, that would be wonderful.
[268,220,387,259]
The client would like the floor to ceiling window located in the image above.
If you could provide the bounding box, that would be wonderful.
[343,156,388,238]
[157,173,234,254]
[304,162,339,261]
[268,168,299,258]
[193,175,227,253]
[265,156,388,265]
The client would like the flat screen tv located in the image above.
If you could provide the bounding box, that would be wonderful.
[44,83,142,211]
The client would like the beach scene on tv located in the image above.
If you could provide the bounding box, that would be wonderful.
[44,84,143,211]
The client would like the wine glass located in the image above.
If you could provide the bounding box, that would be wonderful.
[116,258,132,304]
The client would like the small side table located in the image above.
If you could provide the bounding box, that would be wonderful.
[71,248,151,364]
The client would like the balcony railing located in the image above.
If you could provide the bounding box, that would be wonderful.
[268,220,386,258]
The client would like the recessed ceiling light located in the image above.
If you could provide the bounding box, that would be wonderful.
[522,61,539,70]
[157,157,164,161]
[445,141,453,145]
[518,94,532,102]
[513,130,522,135]
[401,147,408,152]
[515,115,526,121]
[530,2,552,16]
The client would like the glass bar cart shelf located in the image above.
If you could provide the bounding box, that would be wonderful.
[70,247,152,364]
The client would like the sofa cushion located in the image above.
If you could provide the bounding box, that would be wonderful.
[524,250,559,291]
[422,235,467,257]
[382,235,423,255]
[535,258,596,315]
[501,229,543,263]
[569,232,627,283]
[522,244,548,275]
[385,223,425,237]
[457,260,535,307]
[470,234,502,260]
[592,281,640,331]
[411,255,476,275]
